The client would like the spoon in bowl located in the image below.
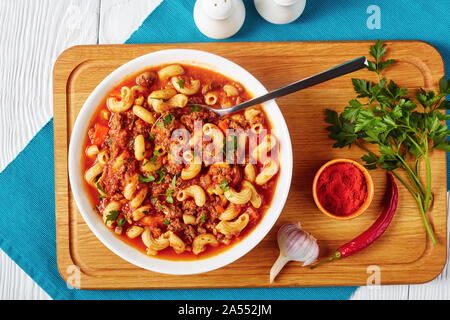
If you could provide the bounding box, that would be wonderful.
[186,56,368,117]
[151,56,367,129]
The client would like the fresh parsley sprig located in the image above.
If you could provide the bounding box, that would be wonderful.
[325,40,450,245]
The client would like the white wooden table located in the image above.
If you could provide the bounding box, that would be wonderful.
[0,0,448,300]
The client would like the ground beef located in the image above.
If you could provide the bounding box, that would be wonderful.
[136,71,157,89]
[184,225,197,243]
[207,164,241,187]
[150,175,172,197]
[188,96,203,105]
[167,217,184,233]
[180,109,218,131]
[181,200,197,216]
[165,204,182,220]
[228,114,247,130]
[132,118,152,137]
[152,125,171,151]
[162,153,183,175]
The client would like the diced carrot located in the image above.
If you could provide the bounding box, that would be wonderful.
[92,124,109,145]
[215,205,225,214]
[140,214,164,227]
[217,120,228,134]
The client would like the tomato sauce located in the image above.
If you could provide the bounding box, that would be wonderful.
[81,63,280,260]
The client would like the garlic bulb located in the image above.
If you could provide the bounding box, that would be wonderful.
[269,222,319,283]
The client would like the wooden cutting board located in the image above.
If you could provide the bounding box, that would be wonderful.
[53,41,447,289]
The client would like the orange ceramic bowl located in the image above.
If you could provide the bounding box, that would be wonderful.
[312,159,374,220]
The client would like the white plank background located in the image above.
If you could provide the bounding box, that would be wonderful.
[0,0,448,300]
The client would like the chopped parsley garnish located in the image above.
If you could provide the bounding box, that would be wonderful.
[163,218,170,225]
[163,113,174,126]
[108,137,112,145]
[220,179,230,191]
[148,133,155,140]
[193,147,202,159]
[231,135,238,150]
[151,197,158,205]
[172,174,178,188]
[200,213,206,223]
[99,194,106,200]
[155,167,167,184]
[158,203,163,210]
[190,105,202,113]
[166,189,174,204]
[176,79,185,88]
[104,210,119,224]
[117,217,126,227]
[155,121,164,127]
[150,155,158,165]
[224,135,238,158]
[139,174,155,183]
[96,181,106,193]
[159,189,175,204]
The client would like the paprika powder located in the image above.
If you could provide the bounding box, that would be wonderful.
[315,161,368,217]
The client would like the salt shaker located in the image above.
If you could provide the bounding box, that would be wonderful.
[254,0,306,24]
[193,0,246,39]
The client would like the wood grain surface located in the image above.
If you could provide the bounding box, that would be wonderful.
[53,41,447,290]
[2,0,447,300]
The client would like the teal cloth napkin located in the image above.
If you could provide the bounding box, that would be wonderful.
[0,0,448,300]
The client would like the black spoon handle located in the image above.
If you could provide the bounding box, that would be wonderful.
[230,56,367,112]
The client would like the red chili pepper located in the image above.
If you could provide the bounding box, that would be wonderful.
[311,171,398,268]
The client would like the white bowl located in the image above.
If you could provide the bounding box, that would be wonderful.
[68,49,293,275]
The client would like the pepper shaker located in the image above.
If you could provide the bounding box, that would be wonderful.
[193,0,246,39]
[254,0,306,24]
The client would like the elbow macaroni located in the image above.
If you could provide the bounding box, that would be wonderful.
[83,63,281,258]
[192,234,218,255]
[242,180,262,208]
[142,228,170,255]
[171,76,201,95]
[252,134,277,162]
[244,163,256,182]
[134,134,146,161]
[181,151,202,180]
[84,162,103,186]
[107,86,134,113]
[130,185,148,209]
[223,84,238,97]
[103,201,120,228]
[167,231,186,254]
[204,91,218,105]
[133,105,155,124]
[86,145,99,158]
[216,213,250,237]
[224,184,252,205]
[255,160,279,185]
[158,64,184,81]
[219,203,241,221]
[176,185,206,207]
